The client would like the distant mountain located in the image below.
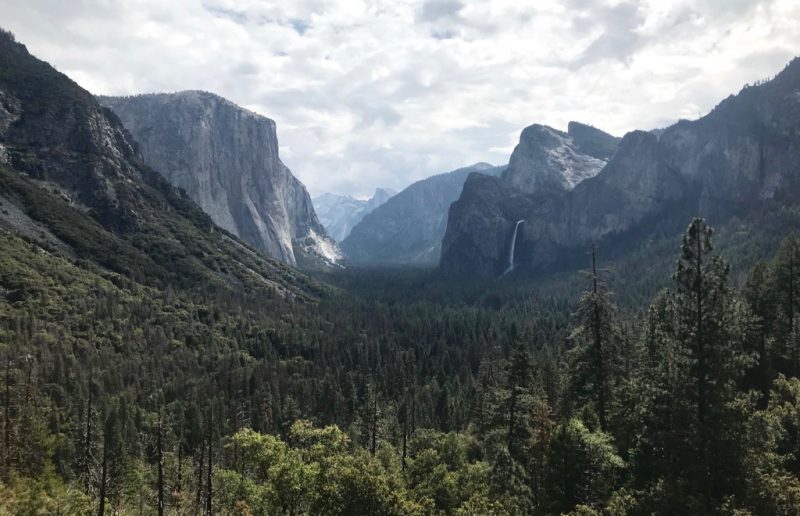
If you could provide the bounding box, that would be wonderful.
[342,163,504,265]
[441,58,800,277]
[98,92,340,269]
[313,188,395,242]
[0,30,318,298]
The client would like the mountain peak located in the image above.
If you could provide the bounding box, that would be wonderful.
[312,188,395,242]
[502,122,616,193]
[341,163,504,265]
[464,162,496,171]
[567,121,621,161]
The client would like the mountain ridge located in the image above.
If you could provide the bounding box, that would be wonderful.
[0,29,320,298]
[342,162,504,265]
[440,57,800,276]
[312,187,395,242]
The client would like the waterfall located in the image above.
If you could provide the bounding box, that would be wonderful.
[501,219,524,277]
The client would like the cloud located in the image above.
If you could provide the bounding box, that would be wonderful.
[569,1,645,68]
[0,0,798,197]
[418,0,464,22]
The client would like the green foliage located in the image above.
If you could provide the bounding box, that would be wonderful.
[740,375,800,515]
[1,211,800,514]
[216,424,416,515]
[568,247,622,431]
[0,468,92,516]
[545,418,624,513]
[5,22,800,514]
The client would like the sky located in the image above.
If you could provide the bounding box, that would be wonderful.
[1,0,798,197]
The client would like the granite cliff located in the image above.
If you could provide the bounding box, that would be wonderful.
[502,122,619,193]
[441,58,800,276]
[99,92,340,268]
[342,163,504,265]
[0,30,317,297]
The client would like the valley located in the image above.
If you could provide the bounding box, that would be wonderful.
[1,17,800,516]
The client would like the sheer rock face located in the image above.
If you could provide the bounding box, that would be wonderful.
[99,92,340,268]
[441,57,800,277]
[502,123,618,193]
[341,163,504,265]
[0,32,316,297]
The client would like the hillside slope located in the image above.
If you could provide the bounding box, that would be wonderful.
[342,163,504,265]
[0,30,320,298]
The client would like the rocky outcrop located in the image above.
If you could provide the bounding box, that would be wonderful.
[501,122,619,193]
[342,163,504,265]
[441,57,800,276]
[440,122,619,276]
[313,188,395,242]
[0,30,316,298]
[99,92,340,268]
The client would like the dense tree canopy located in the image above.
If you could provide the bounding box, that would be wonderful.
[2,218,800,514]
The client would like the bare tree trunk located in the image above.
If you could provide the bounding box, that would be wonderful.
[369,394,377,455]
[157,415,165,516]
[84,377,93,491]
[401,399,408,471]
[194,445,204,513]
[98,430,108,516]
[205,411,213,516]
[3,357,11,481]
[175,437,183,513]
[591,245,607,431]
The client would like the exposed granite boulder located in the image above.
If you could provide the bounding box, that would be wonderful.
[99,92,340,268]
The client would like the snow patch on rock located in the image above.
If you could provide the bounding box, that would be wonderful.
[544,136,608,189]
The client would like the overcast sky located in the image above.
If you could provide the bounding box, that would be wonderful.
[1,0,798,197]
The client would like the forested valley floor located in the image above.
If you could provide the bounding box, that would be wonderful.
[2,218,800,515]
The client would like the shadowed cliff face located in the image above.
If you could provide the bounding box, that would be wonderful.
[99,92,341,268]
[341,163,504,266]
[0,31,319,297]
[440,57,800,277]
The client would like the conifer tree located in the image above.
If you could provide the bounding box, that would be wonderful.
[569,245,620,431]
[636,218,754,512]
[496,341,532,462]
[743,261,776,405]
[771,235,800,374]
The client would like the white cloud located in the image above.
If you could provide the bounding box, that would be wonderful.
[0,0,798,197]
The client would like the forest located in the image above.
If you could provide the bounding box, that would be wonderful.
[2,217,800,515]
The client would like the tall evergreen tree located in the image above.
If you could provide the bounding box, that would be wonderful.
[569,245,620,431]
[635,218,755,513]
[771,235,800,375]
[744,261,776,405]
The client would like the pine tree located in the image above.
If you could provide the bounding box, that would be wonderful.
[569,245,620,431]
[635,218,755,513]
[505,340,533,462]
[771,235,800,375]
[743,261,776,405]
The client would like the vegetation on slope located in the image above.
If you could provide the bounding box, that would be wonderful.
[2,218,800,514]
